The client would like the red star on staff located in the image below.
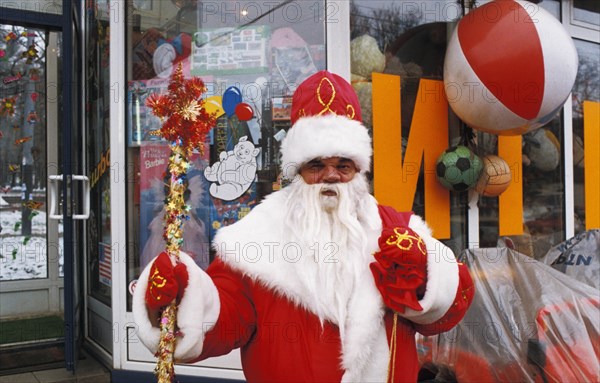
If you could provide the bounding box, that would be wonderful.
[145,63,216,154]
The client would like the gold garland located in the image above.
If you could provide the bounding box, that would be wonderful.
[144,63,215,383]
[386,312,399,383]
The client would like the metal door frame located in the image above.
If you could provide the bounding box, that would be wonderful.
[0,0,83,371]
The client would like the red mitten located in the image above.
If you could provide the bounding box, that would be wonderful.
[173,261,189,302]
[370,226,428,313]
[145,252,189,310]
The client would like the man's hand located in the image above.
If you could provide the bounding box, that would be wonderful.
[145,252,189,310]
[371,226,428,313]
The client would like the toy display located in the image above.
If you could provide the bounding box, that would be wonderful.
[523,128,561,172]
[350,34,385,130]
[475,155,512,197]
[435,145,483,192]
[444,0,578,135]
[191,26,270,76]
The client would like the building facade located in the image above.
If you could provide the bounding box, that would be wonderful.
[0,0,598,381]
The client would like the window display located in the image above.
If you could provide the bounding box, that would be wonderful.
[126,0,327,307]
[350,0,466,254]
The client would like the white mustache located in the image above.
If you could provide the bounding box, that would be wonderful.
[320,185,339,196]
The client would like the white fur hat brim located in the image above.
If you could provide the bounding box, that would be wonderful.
[280,114,372,180]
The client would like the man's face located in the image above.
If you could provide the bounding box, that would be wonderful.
[299,157,358,185]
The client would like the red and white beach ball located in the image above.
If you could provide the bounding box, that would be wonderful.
[444,0,578,135]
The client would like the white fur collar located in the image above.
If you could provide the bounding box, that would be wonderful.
[213,188,389,381]
[212,189,460,381]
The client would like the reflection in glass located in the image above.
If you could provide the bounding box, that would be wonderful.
[0,26,55,280]
[85,0,112,305]
[125,0,327,309]
[351,0,465,255]
[572,39,600,234]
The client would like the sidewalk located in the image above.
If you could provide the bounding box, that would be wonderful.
[0,350,110,383]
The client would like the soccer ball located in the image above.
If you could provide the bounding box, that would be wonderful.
[475,155,512,197]
[436,146,483,192]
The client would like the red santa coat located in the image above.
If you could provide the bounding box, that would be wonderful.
[193,257,473,383]
[133,189,474,382]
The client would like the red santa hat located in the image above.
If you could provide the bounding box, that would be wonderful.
[280,70,372,180]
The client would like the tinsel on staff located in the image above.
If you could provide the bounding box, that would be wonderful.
[145,63,216,383]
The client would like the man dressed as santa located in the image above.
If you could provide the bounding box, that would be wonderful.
[133,70,474,382]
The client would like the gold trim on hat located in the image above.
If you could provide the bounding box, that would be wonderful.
[316,77,336,116]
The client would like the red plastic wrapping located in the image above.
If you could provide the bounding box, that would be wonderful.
[418,247,600,383]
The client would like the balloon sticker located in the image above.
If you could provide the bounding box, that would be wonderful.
[204,96,225,117]
[222,86,242,117]
[235,102,254,121]
[22,44,39,64]
[5,32,18,42]
[15,136,32,145]
[28,69,40,81]
[27,111,38,123]
[1,97,17,116]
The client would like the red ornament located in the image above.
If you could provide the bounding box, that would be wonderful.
[234,102,254,121]
[145,63,216,154]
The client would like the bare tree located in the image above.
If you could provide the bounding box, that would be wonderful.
[349,1,423,52]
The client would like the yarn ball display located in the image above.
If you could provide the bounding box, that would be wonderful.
[475,155,512,197]
[444,0,578,135]
[436,146,483,192]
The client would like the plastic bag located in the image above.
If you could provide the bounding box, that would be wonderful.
[540,230,600,289]
[418,248,600,383]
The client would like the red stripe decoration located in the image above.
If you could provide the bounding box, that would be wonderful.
[458,0,544,120]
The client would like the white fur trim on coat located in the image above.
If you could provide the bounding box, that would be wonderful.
[280,114,372,180]
[132,251,220,361]
[213,189,388,381]
[402,215,460,324]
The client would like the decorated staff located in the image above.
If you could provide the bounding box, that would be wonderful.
[144,63,216,383]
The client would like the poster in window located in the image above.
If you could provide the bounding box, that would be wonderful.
[138,142,211,270]
[191,25,270,76]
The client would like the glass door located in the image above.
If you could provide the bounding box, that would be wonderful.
[0,1,85,372]
[0,25,67,372]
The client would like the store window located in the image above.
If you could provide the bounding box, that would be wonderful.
[572,39,600,233]
[85,0,112,306]
[0,0,62,14]
[0,26,56,281]
[350,0,466,254]
[125,0,327,305]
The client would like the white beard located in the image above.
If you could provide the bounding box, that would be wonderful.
[281,175,374,338]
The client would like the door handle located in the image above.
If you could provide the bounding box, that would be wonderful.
[48,174,63,220]
[48,174,90,220]
[72,175,90,220]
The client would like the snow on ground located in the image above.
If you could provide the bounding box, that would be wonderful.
[0,208,63,281]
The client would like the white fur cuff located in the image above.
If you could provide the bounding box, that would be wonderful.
[132,252,221,362]
[401,216,460,324]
